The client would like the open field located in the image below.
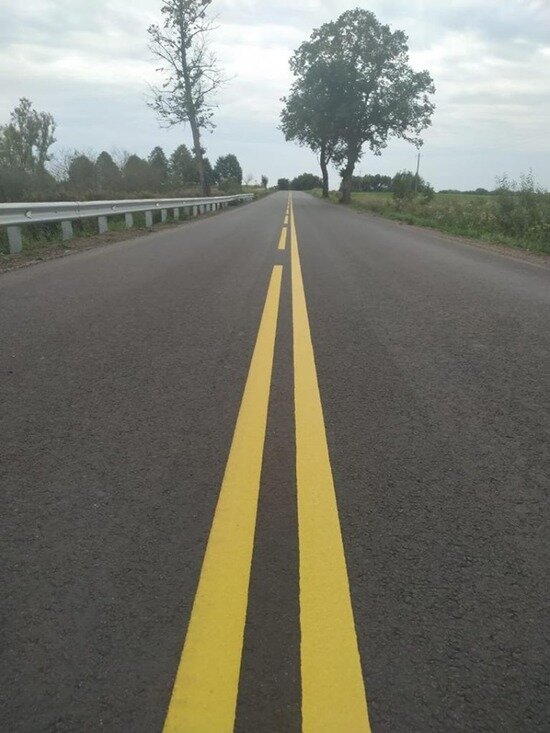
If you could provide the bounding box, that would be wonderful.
[311,190,550,254]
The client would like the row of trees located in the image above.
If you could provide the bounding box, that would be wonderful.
[280,9,435,203]
[63,147,243,194]
[278,170,434,199]
[0,98,246,201]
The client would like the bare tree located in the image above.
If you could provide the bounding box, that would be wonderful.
[148,0,225,196]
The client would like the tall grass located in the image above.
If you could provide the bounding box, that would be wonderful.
[313,175,550,254]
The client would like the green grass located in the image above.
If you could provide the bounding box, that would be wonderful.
[310,190,550,254]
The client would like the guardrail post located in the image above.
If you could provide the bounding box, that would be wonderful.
[161,209,168,223]
[7,226,23,254]
[61,221,73,241]
[125,213,134,228]
[98,216,108,234]
[145,211,153,228]
[193,206,198,217]
[173,208,180,220]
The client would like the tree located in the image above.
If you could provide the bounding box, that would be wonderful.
[291,173,323,190]
[68,154,97,192]
[170,144,198,187]
[202,156,216,189]
[0,98,56,174]
[261,175,268,190]
[285,10,435,204]
[392,170,434,202]
[213,154,242,185]
[96,151,122,191]
[148,0,226,196]
[278,178,290,190]
[123,155,151,191]
[281,60,344,198]
[148,146,169,190]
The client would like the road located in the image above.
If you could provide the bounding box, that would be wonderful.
[1,191,549,732]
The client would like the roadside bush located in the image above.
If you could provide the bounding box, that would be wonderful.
[392,170,434,203]
[219,177,242,194]
[495,172,550,244]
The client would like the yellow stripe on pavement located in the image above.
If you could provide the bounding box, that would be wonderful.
[289,198,371,733]
[278,226,288,250]
[163,266,283,733]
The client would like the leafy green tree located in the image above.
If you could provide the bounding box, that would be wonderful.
[278,178,290,190]
[148,0,226,195]
[0,98,56,174]
[148,146,169,190]
[68,154,97,192]
[202,157,216,188]
[392,170,434,202]
[169,144,198,187]
[291,173,323,190]
[281,60,344,198]
[261,175,268,190]
[123,154,151,191]
[285,10,435,203]
[214,154,242,185]
[96,151,122,191]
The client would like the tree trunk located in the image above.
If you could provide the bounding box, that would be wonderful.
[189,119,209,196]
[340,169,353,204]
[320,146,329,198]
[340,152,357,204]
[179,30,210,196]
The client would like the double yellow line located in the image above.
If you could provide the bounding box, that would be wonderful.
[163,196,371,732]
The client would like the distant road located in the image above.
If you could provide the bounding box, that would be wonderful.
[1,191,549,732]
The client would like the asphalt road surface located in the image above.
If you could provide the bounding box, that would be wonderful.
[1,191,549,732]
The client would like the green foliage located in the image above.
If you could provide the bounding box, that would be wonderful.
[351,174,392,192]
[123,155,151,191]
[0,166,56,202]
[291,173,323,190]
[0,98,56,174]
[278,178,290,190]
[317,174,549,254]
[214,154,242,185]
[282,9,435,202]
[494,172,550,242]
[280,52,344,196]
[148,146,169,189]
[392,170,434,202]
[202,157,216,188]
[96,151,122,191]
[218,178,241,194]
[68,155,97,191]
[169,144,198,186]
[261,174,268,189]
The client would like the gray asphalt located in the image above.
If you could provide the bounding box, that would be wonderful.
[1,191,549,732]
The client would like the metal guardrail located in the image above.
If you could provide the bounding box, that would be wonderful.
[0,194,254,254]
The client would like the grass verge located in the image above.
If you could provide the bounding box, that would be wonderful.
[310,189,550,256]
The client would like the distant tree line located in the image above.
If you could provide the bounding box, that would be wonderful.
[0,99,245,202]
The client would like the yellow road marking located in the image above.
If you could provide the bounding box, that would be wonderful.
[290,198,371,732]
[163,266,283,733]
[278,226,287,251]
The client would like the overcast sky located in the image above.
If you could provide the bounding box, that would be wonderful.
[2,0,550,190]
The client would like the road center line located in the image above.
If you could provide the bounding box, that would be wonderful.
[278,226,288,251]
[163,265,283,733]
[290,197,371,732]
